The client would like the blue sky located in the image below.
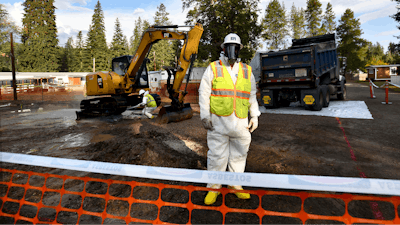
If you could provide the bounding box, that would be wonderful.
[3,0,400,53]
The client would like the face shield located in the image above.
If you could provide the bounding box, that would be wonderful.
[224,43,241,60]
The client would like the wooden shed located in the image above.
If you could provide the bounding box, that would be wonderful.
[365,65,400,81]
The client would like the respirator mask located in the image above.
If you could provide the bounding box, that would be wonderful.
[224,43,241,65]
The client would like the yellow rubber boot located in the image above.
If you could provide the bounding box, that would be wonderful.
[228,186,250,199]
[204,191,220,205]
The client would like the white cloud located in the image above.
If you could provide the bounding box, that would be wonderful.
[331,0,393,14]
[54,0,91,11]
[358,5,397,24]
[375,29,400,37]
[4,2,24,27]
[133,8,145,15]
[56,11,93,44]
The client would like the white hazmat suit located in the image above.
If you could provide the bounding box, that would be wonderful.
[199,55,261,191]
[141,91,157,119]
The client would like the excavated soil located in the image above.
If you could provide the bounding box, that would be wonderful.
[1,81,400,224]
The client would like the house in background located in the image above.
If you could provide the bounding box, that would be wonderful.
[365,65,400,81]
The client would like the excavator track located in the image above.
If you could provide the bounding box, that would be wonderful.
[76,96,127,120]
[76,94,161,120]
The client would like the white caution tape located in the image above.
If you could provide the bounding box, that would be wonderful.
[1,152,399,196]
[370,81,380,89]
[389,82,400,89]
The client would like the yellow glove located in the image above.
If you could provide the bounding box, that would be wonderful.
[248,117,258,133]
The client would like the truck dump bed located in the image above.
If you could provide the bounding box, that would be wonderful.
[260,34,338,86]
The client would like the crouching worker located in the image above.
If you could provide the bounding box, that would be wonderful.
[134,89,157,119]
[199,33,261,205]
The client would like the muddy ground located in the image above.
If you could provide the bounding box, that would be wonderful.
[0,81,400,224]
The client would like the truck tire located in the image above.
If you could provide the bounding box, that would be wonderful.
[337,84,347,100]
[322,85,330,107]
[311,88,323,111]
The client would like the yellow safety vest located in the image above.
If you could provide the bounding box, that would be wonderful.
[146,94,157,107]
[210,60,252,119]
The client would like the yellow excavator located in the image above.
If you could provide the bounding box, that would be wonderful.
[76,23,203,123]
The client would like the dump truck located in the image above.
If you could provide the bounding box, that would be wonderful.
[257,33,346,111]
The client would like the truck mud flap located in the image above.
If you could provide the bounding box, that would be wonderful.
[261,90,277,108]
[300,86,323,111]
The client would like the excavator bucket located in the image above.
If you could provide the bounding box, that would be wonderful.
[156,103,193,124]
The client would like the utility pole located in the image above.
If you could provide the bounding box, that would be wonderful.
[153,51,156,71]
[10,33,17,100]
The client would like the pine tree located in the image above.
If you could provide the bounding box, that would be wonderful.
[388,42,398,55]
[261,0,288,50]
[149,3,174,71]
[171,39,182,67]
[392,0,400,36]
[336,9,368,76]
[85,0,108,72]
[387,42,400,64]
[130,17,142,55]
[305,0,323,37]
[110,18,128,59]
[290,4,306,40]
[59,37,75,72]
[130,17,150,55]
[19,0,59,72]
[0,4,20,71]
[183,0,261,63]
[72,31,85,72]
[320,2,336,34]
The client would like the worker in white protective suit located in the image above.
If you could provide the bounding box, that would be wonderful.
[199,33,261,205]
[133,89,157,119]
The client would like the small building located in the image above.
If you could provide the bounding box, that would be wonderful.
[365,65,400,81]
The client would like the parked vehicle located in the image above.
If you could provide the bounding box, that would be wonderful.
[257,33,346,111]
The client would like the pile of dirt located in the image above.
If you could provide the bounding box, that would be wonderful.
[82,121,207,170]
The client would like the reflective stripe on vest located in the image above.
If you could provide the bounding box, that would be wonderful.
[210,60,252,118]
[146,94,157,107]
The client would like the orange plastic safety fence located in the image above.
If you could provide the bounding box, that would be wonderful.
[1,168,399,224]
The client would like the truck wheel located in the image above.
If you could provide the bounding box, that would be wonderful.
[322,85,330,107]
[311,89,323,111]
[337,84,347,100]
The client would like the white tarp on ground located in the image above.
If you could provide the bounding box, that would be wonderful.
[259,100,373,119]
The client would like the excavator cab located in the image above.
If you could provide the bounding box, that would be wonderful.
[112,55,150,88]
[112,55,132,76]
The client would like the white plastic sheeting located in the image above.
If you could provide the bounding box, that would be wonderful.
[259,101,373,119]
